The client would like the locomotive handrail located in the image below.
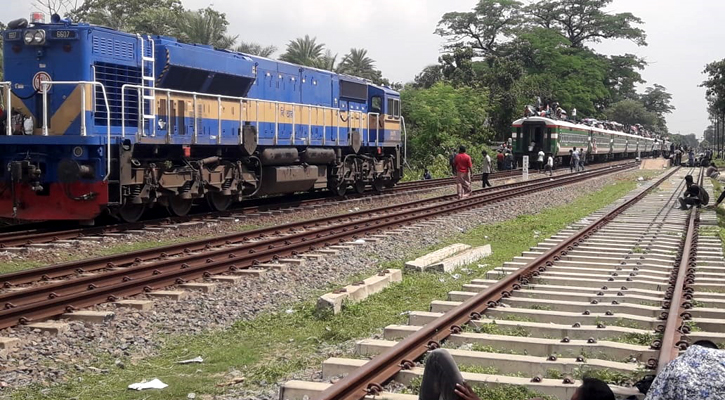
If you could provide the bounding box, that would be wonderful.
[41,81,112,182]
[0,82,10,136]
[120,84,364,146]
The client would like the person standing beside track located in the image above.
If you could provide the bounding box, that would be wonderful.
[545,153,554,176]
[481,150,493,188]
[496,150,504,172]
[453,146,473,199]
[572,147,581,172]
[537,148,545,173]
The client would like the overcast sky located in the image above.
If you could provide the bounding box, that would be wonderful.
[4,0,724,137]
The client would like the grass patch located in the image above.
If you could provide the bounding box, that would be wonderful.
[9,172,643,400]
[610,332,659,346]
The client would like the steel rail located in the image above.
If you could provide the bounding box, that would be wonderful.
[655,167,702,371]
[0,165,636,329]
[317,166,681,400]
[0,163,633,287]
[0,169,523,248]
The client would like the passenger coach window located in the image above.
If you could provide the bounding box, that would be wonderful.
[371,96,382,113]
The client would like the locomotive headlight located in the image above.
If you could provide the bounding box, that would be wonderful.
[33,30,46,44]
[23,30,34,44]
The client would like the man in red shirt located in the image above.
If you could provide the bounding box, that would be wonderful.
[453,146,473,199]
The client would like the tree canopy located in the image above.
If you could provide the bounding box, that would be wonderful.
[702,59,725,117]
[236,42,277,58]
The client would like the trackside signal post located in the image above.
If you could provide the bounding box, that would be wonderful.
[522,156,529,181]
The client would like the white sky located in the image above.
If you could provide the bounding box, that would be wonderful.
[3,0,724,137]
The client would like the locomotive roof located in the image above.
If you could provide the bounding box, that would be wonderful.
[512,116,654,141]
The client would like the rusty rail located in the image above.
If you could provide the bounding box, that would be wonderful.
[0,163,634,287]
[0,164,635,329]
[655,167,702,371]
[317,167,680,400]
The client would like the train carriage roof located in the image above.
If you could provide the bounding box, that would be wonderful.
[512,117,654,141]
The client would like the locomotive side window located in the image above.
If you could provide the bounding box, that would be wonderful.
[371,96,382,113]
[387,98,394,116]
[393,99,400,118]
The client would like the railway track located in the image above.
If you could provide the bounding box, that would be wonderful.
[0,169,527,249]
[280,167,725,400]
[0,162,637,330]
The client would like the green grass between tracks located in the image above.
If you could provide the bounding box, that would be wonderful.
[9,172,651,400]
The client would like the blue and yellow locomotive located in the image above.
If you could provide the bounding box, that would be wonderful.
[0,14,404,222]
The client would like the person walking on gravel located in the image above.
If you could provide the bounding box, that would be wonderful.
[545,153,554,176]
[453,146,473,199]
[481,150,493,188]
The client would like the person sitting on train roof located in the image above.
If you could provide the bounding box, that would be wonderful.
[417,349,615,400]
[643,340,724,400]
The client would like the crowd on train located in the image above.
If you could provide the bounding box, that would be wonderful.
[523,99,667,141]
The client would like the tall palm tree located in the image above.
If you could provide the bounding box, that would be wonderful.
[279,35,325,66]
[312,50,338,71]
[179,8,238,50]
[338,48,377,80]
[235,41,277,58]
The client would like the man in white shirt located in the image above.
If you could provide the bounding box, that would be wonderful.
[545,153,554,176]
[537,149,545,173]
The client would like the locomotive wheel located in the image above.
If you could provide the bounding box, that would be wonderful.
[118,203,146,223]
[207,192,233,211]
[372,178,385,193]
[329,182,348,197]
[169,196,193,217]
[354,180,366,195]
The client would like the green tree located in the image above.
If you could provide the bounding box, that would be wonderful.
[413,65,444,89]
[69,0,184,35]
[527,0,647,48]
[338,48,377,80]
[401,82,491,170]
[702,59,725,116]
[178,7,237,49]
[435,0,523,56]
[312,49,338,71]
[603,99,658,128]
[704,124,716,144]
[235,41,277,58]
[603,54,646,103]
[33,0,80,16]
[279,35,325,66]
[640,84,674,132]
[700,139,711,149]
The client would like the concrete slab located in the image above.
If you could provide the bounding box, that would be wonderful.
[317,269,402,314]
[209,275,241,284]
[114,300,154,311]
[62,311,115,324]
[258,263,289,271]
[278,258,305,265]
[147,290,188,301]
[26,322,70,335]
[424,245,493,273]
[180,282,217,293]
[0,337,21,353]
[404,243,471,271]
[232,269,267,277]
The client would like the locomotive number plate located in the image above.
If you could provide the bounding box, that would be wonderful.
[53,30,76,39]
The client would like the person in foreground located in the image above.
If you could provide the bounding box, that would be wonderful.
[643,340,725,400]
[418,349,614,400]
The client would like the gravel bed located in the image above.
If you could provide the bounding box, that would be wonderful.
[0,168,547,268]
[0,169,645,397]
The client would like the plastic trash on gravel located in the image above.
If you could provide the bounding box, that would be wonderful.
[178,356,204,364]
[128,378,168,390]
[353,239,366,244]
